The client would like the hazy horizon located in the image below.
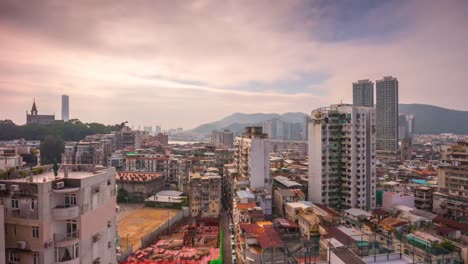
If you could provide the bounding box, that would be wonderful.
[1,1,467,128]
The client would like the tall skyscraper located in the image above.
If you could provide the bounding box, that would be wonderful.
[61,95,69,121]
[211,129,234,147]
[308,104,376,210]
[398,113,415,140]
[353,79,374,107]
[376,76,399,152]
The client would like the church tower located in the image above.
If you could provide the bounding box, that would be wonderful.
[31,99,38,115]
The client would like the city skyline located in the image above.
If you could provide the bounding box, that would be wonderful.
[0,1,467,128]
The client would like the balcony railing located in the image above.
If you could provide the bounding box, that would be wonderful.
[5,208,38,220]
[54,231,79,243]
[52,205,80,220]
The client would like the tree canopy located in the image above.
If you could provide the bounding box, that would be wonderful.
[0,119,120,141]
[40,135,65,165]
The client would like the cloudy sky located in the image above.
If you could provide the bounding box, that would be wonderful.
[0,0,467,128]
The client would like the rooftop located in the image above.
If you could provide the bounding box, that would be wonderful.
[274,175,302,188]
[1,165,112,183]
[286,201,313,209]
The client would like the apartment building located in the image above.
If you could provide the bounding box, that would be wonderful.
[210,129,234,148]
[376,76,399,152]
[235,127,271,190]
[234,127,272,215]
[123,154,168,173]
[414,186,433,211]
[114,127,141,150]
[0,165,117,264]
[62,138,114,167]
[269,140,308,159]
[353,79,374,107]
[308,104,377,210]
[434,140,468,219]
[188,172,221,218]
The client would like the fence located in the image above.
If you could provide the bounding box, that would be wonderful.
[117,244,134,263]
[140,208,189,249]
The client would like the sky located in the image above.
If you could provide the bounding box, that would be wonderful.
[0,0,467,129]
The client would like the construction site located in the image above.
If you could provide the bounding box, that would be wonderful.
[120,218,222,264]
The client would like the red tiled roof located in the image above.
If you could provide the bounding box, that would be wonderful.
[434,216,468,232]
[116,172,164,182]
[314,203,340,217]
[239,224,282,249]
[275,218,298,228]
[236,203,257,210]
[258,226,282,248]
[433,225,457,235]
[372,209,389,216]
[323,226,356,246]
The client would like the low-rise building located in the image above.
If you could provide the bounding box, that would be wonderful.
[116,172,165,202]
[285,201,313,222]
[382,192,415,211]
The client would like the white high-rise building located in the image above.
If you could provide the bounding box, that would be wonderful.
[235,127,270,190]
[0,165,117,264]
[308,104,376,210]
[234,127,272,215]
[61,95,69,122]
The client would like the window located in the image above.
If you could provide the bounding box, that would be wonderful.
[13,224,16,237]
[11,198,18,209]
[33,226,39,238]
[9,252,20,262]
[65,194,77,207]
[33,253,39,264]
[66,220,78,238]
[31,198,36,210]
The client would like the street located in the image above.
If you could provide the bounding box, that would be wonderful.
[220,207,233,264]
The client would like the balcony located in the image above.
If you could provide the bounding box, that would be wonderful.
[52,187,80,194]
[52,205,80,220]
[5,208,38,220]
[54,231,79,247]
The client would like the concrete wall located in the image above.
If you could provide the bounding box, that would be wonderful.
[308,115,323,203]
[139,209,187,249]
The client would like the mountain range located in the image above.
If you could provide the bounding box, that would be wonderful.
[192,104,468,135]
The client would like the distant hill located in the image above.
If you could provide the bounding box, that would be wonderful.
[399,104,468,134]
[191,112,307,134]
[192,104,468,135]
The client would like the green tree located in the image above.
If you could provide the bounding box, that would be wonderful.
[155,145,165,154]
[438,240,455,251]
[40,135,65,165]
[117,188,129,203]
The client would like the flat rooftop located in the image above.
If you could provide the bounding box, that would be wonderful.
[1,166,112,183]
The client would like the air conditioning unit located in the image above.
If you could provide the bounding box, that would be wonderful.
[55,182,65,189]
[16,241,27,249]
[10,185,19,192]
[92,234,100,242]
[0,184,6,190]
[93,258,101,264]
[44,240,53,248]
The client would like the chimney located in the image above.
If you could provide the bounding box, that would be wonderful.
[64,166,69,178]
